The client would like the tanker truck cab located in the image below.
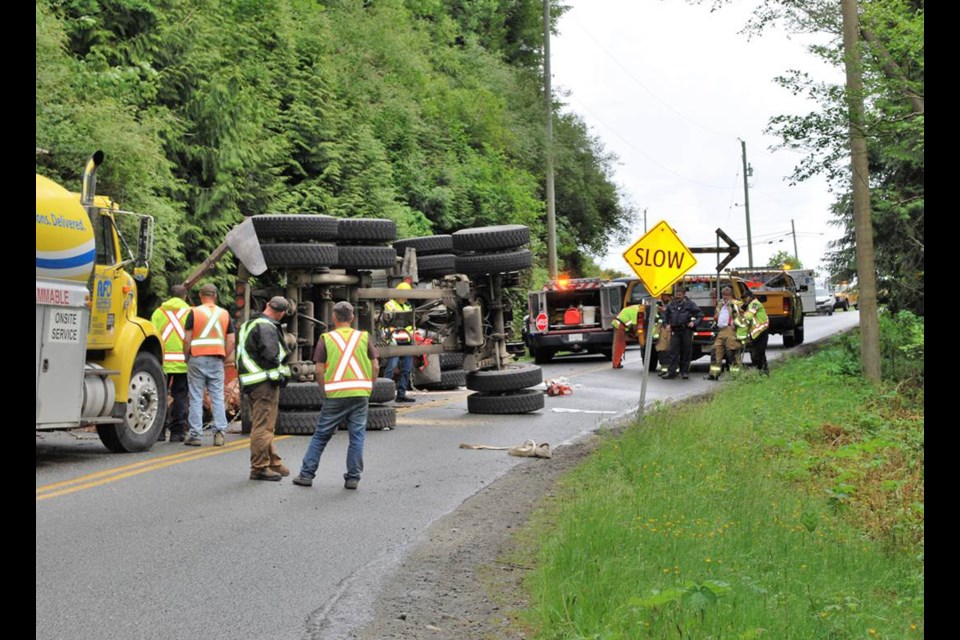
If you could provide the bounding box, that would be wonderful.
[36,152,165,452]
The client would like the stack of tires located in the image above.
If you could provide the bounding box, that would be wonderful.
[451,224,533,277]
[464,363,544,414]
[257,377,399,436]
[241,214,401,434]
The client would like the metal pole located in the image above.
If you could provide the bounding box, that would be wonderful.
[791,219,799,264]
[636,302,657,422]
[544,0,558,279]
[740,139,754,268]
[643,207,648,233]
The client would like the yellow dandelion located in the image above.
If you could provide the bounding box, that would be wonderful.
[868,630,877,636]
[705,558,712,563]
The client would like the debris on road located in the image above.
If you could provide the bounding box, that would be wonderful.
[459,439,552,459]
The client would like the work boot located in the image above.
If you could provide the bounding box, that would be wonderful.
[184,436,202,447]
[169,432,186,443]
[213,432,225,447]
[681,374,689,380]
[250,468,282,481]
[344,478,360,490]
[270,464,291,477]
[291,475,313,487]
[395,396,415,403]
[156,428,167,442]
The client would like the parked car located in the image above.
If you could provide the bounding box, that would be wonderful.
[815,294,836,315]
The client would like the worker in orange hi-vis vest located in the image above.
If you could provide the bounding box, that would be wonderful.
[182,282,235,447]
[293,301,380,491]
[150,284,191,442]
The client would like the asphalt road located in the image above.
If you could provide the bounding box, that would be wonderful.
[36,311,860,640]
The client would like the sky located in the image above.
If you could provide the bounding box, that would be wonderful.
[551,0,845,282]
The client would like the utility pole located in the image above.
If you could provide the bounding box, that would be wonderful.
[739,139,754,267]
[643,207,647,233]
[791,219,799,264]
[543,0,558,279]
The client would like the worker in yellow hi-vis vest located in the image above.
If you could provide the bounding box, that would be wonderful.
[293,301,379,490]
[150,284,191,442]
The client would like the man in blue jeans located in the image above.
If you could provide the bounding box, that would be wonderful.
[293,301,379,490]
[182,283,235,447]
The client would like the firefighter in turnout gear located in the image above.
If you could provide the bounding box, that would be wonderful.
[237,297,292,481]
[611,304,642,369]
[293,301,379,490]
[654,289,673,375]
[382,282,416,402]
[150,284,191,442]
[706,286,743,381]
[741,290,770,374]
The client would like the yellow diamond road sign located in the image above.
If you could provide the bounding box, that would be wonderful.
[622,221,697,297]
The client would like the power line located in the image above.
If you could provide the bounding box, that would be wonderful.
[570,18,739,140]
[565,95,738,189]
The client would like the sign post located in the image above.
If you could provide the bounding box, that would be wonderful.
[622,221,698,421]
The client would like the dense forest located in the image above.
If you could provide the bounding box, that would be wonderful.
[37,0,633,307]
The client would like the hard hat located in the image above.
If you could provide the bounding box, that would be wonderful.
[396,282,412,290]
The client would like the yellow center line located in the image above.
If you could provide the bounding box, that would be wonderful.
[36,435,292,502]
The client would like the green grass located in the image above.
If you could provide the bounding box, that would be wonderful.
[514,333,924,640]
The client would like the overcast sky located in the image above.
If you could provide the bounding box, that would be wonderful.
[551,0,845,281]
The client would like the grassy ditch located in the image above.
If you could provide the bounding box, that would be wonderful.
[512,313,924,639]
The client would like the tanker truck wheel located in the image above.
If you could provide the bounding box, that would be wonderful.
[98,353,168,453]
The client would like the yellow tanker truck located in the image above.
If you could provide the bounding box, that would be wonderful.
[36,151,166,452]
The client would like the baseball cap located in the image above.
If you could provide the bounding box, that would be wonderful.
[199,283,218,297]
[267,296,289,312]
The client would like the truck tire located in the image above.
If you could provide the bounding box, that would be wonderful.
[335,246,398,270]
[418,369,466,391]
[455,249,533,276]
[640,349,658,371]
[393,235,454,256]
[97,352,167,453]
[783,332,796,348]
[795,325,805,345]
[336,218,397,244]
[439,351,465,370]
[275,410,320,435]
[280,382,324,409]
[364,405,397,431]
[415,253,457,278]
[260,243,338,269]
[371,377,397,404]
[466,364,542,393]
[467,389,544,414]
[240,394,253,435]
[250,214,339,241]
[452,225,530,252]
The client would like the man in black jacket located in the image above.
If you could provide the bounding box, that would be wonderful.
[661,286,704,380]
[237,297,292,481]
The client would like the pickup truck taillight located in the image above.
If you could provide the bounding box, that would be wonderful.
[783,298,791,314]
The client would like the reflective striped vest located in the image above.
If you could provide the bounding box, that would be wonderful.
[612,305,641,330]
[190,304,229,357]
[151,297,190,374]
[323,327,373,398]
[743,299,769,340]
[385,299,413,328]
[236,318,291,388]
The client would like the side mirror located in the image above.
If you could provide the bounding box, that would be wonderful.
[135,216,152,277]
[799,285,809,292]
